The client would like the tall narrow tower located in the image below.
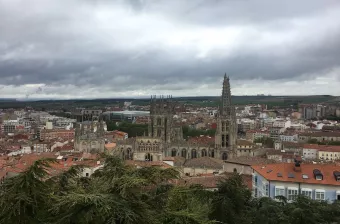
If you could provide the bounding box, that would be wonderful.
[148,95,175,143]
[215,73,237,160]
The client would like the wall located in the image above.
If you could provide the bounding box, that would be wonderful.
[303,148,318,160]
[182,167,224,176]
[223,162,253,175]
[133,152,163,161]
[82,165,103,177]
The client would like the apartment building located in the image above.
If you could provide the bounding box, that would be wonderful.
[299,132,340,143]
[252,162,340,202]
[246,130,270,142]
[39,129,75,140]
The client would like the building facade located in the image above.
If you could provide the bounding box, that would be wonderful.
[252,162,340,202]
[74,120,106,153]
[115,74,238,161]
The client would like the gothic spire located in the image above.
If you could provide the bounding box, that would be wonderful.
[221,73,233,116]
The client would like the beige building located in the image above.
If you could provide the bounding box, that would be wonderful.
[318,146,340,161]
[246,130,270,142]
[299,132,340,143]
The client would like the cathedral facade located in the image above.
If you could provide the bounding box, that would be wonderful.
[115,74,237,161]
[74,120,106,153]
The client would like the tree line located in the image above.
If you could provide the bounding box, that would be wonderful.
[1,156,339,224]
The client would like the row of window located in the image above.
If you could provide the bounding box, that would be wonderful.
[254,186,326,201]
[275,187,326,201]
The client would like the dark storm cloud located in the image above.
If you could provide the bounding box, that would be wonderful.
[0,0,340,96]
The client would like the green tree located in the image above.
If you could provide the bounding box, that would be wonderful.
[0,158,56,224]
[254,137,274,148]
[209,173,252,224]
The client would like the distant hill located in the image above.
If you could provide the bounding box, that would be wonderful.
[0,95,337,110]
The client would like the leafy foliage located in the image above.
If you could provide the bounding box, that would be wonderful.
[254,137,274,148]
[106,121,148,137]
[182,126,216,139]
[1,156,340,224]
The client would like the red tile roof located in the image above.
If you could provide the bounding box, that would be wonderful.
[172,173,252,189]
[252,163,340,186]
[303,144,340,152]
[187,136,215,146]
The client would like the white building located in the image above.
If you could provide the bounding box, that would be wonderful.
[46,121,53,130]
[7,145,32,156]
[303,144,320,160]
[279,134,298,142]
[252,162,340,202]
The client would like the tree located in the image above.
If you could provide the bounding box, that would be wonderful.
[209,173,252,224]
[1,156,340,223]
[0,158,56,224]
[254,137,274,148]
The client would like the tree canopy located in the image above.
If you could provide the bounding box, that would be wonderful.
[1,156,339,224]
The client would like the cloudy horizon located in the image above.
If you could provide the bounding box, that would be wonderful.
[1,0,340,99]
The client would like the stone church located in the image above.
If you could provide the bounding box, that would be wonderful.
[115,74,238,161]
[74,120,106,153]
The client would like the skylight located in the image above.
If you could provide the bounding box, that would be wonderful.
[288,173,295,178]
[277,172,282,177]
[302,174,309,179]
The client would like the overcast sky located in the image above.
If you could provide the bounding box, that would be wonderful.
[1,0,340,99]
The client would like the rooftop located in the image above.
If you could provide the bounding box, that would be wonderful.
[252,163,340,186]
[183,157,224,169]
[226,156,276,166]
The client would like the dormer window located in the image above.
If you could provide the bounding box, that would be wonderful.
[313,169,323,180]
[334,171,340,181]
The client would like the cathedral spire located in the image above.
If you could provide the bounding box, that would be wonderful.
[221,73,232,116]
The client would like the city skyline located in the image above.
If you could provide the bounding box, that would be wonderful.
[1,0,340,99]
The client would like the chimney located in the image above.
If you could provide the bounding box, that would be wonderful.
[294,157,302,172]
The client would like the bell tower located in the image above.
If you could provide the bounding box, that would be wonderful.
[148,95,175,143]
[215,74,237,159]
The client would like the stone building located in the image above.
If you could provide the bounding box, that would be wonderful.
[74,120,106,153]
[115,74,237,161]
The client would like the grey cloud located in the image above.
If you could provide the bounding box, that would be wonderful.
[125,0,338,26]
[0,0,340,96]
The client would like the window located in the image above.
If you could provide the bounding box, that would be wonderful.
[301,188,312,199]
[263,183,269,196]
[287,188,298,201]
[315,190,325,201]
[275,186,285,197]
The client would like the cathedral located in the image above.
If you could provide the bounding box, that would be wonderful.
[74,120,106,153]
[115,74,238,161]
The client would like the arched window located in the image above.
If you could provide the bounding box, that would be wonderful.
[126,148,132,160]
[171,149,177,157]
[147,141,151,151]
[210,150,215,158]
[201,149,207,157]
[145,153,153,161]
[222,152,228,160]
[191,149,197,159]
[181,149,187,158]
